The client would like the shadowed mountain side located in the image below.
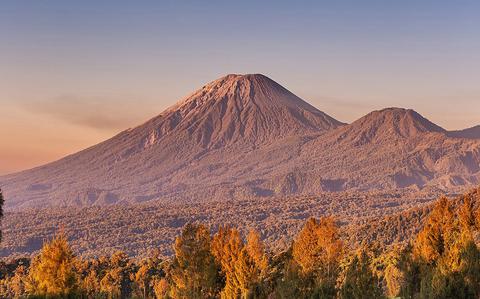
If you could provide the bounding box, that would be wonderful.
[449,125,480,139]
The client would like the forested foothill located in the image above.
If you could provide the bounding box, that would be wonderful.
[0,188,479,298]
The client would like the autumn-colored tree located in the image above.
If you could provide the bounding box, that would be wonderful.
[10,265,27,298]
[384,262,403,298]
[458,193,476,233]
[75,256,110,298]
[339,250,384,299]
[402,191,480,299]
[153,277,170,299]
[413,197,455,264]
[82,270,101,298]
[133,258,164,299]
[100,269,123,298]
[27,233,79,297]
[291,217,343,297]
[244,230,269,297]
[211,227,269,298]
[245,230,269,275]
[211,226,243,298]
[100,251,134,299]
[170,223,220,299]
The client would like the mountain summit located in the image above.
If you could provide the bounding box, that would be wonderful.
[1,75,479,209]
[135,74,342,149]
[331,108,446,146]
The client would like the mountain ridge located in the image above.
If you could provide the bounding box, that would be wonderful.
[1,74,479,209]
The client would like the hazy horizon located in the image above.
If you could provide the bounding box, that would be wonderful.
[1,1,479,175]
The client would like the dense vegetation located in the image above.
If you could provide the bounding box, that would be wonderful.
[1,190,438,259]
[0,188,479,298]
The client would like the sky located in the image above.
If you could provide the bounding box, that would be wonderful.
[1,1,479,175]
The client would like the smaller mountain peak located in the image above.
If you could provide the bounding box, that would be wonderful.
[338,107,446,144]
[366,107,445,133]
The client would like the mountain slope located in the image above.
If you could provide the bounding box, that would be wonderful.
[293,108,480,191]
[0,74,342,209]
[1,76,479,210]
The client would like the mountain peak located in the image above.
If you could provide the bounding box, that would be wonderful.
[334,107,446,145]
[186,73,292,104]
[134,73,343,151]
[361,107,445,133]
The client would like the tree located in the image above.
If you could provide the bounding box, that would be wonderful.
[458,193,476,233]
[153,277,170,299]
[384,263,403,298]
[170,223,220,299]
[403,192,480,299]
[0,189,4,243]
[8,265,27,298]
[100,269,123,298]
[100,251,134,299]
[340,250,384,299]
[211,226,243,298]
[133,262,155,299]
[245,230,269,275]
[274,258,305,299]
[413,197,455,264]
[458,240,480,297]
[82,270,101,298]
[291,217,343,297]
[27,232,78,297]
[211,227,269,298]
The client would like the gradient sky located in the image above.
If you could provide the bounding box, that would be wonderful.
[1,1,479,175]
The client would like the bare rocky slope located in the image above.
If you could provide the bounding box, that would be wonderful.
[1,74,479,210]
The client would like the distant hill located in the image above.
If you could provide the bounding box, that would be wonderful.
[1,74,479,209]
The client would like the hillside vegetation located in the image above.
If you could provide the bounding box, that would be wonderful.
[1,188,479,298]
[1,190,439,259]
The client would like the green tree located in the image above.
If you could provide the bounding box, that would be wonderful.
[340,251,384,299]
[274,256,305,299]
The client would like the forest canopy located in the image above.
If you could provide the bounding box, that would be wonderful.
[0,188,479,298]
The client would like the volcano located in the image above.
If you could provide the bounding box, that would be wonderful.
[1,74,479,209]
[0,74,342,209]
